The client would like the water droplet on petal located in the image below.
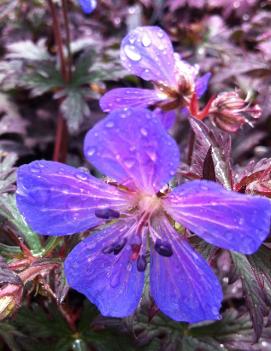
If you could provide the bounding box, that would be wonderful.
[110,272,120,288]
[124,158,136,169]
[129,36,136,44]
[124,45,141,61]
[141,34,151,47]
[105,121,114,128]
[75,172,88,181]
[238,217,245,225]
[140,128,148,136]
[211,306,219,315]
[157,31,164,38]
[147,151,157,162]
[36,189,50,204]
[30,164,41,173]
[158,44,165,50]
[86,147,96,157]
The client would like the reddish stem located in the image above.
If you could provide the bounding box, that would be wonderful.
[48,0,69,162]
[53,112,68,162]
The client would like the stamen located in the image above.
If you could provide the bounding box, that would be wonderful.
[113,238,127,255]
[137,255,147,272]
[95,208,120,219]
[102,238,127,255]
[154,239,173,257]
[131,243,141,260]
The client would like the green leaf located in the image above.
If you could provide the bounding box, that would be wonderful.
[0,194,43,254]
[60,88,90,133]
[0,151,18,194]
[6,39,52,61]
[71,48,97,86]
[231,252,269,341]
[21,61,64,96]
[0,321,23,351]
[182,335,227,351]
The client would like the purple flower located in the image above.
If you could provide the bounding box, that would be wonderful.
[16,108,271,322]
[100,26,211,128]
[78,0,96,14]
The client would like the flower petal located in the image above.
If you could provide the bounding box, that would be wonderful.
[195,72,211,98]
[64,220,145,317]
[150,217,222,322]
[84,108,180,193]
[120,26,177,88]
[16,160,132,236]
[100,88,165,112]
[163,180,271,254]
[78,0,96,14]
[153,108,176,130]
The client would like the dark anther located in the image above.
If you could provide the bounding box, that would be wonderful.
[137,255,147,272]
[154,239,173,257]
[95,208,120,220]
[113,238,127,255]
[102,245,115,254]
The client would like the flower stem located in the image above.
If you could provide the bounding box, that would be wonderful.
[48,0,69,162]
[43,237,62,256]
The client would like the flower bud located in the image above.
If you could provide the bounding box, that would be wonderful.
[209,91,261,132]
[0,284,23,320]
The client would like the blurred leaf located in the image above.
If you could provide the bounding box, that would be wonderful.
[60,88,90,133]
[0,151,17,194]
[21,61,64,97]
[0,93,27,136]
[0,321,22,351]
[71,48,98,86]
[6,39,52,61]
[181,335,227,351]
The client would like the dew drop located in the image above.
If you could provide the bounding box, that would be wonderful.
[124,45,141,61]
[87,147,96,157]
[30,164,41,173]
[158,44,165,51]
[157,31,164,38]
[140,127,148,136]
[75,172,88,181]
[141,34,151,47]
[147,151,157,162]
[238,217,245,225]
[211,306,219,315]
[36,189,50,204]
[124,158,136,169]
[110,272,120,288]
[129,37,136,44]
[105,121,114,128]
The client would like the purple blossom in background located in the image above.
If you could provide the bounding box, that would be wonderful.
[16,108,271,322]
[100,26,211,127]
[78,0,97,14]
